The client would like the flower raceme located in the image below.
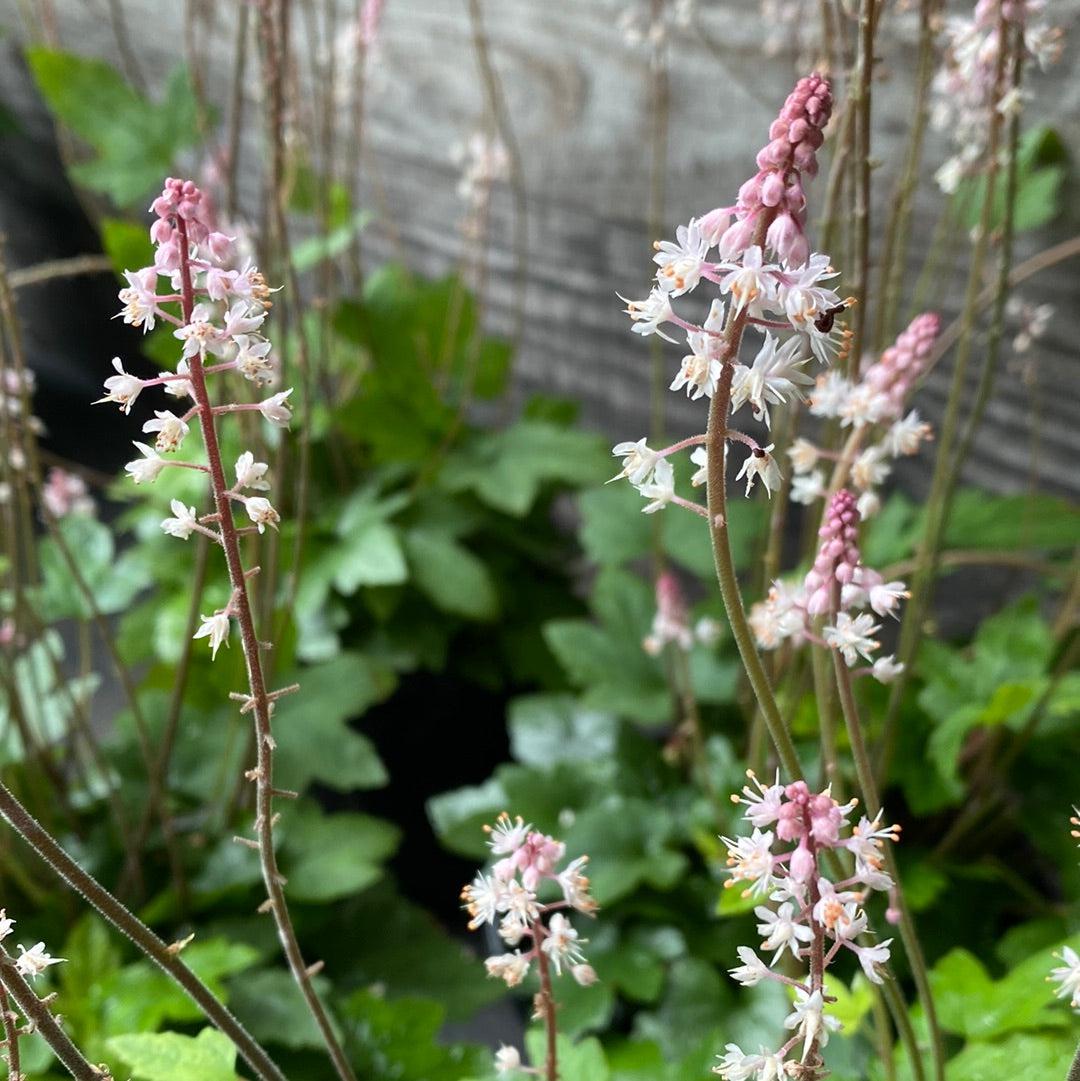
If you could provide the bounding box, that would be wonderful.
[462,814,598,1072]
[94,177,287,659]
[750,489,907,684]
[716,774,900,1079]
[614,74,852,515]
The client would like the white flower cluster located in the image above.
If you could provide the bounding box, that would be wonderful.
[462,814,598,992]
[716,776,899,1079]
[0,909,65,981]
[95,178,291,660]
[931,0,1063,193]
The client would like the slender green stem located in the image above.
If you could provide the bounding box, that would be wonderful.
[0,784,285,1081]
[832,647,945,1081]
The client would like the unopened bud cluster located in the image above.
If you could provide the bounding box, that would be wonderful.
[716,774,899,1079]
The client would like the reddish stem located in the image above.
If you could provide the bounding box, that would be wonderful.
[176,218,357,1081]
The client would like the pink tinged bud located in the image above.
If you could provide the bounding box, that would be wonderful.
[739,176,764,206]
[572,964,598,986]
[155,240,181,271]
[207,232,234,260]
[886,907,901,925]
[789,842,815,882]
[150,219,173,245]
[718,217,757,260]
[698,206,733,247]
[766,213,801,264]
[151,195,173,218]
[793,144,819,176]
[760,172,786,207]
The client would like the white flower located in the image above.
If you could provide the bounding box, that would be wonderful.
[787,437,819,474]
[235,451,271,491]
[175,303,222,359]
[501,879,540,923]
[721,828,777,896]
[0,910,14,941]
[15,942,64,980]
[811,878,864,932]
[695,616,721,645]
[776,253,842,327]
[487,813,530,855]
[853,939,893,984]
[494,1045,522,1074]
[735,446,781,498]
[784,988,840,1061]
[653,219,710,297]
[117,268,159,331]
[856,490,881,519]
[244,496,279,533]
[824,612,881,665]
[871,655,904,683]
[730,334,813,425]
[728,946,770,987]
[1051,946,1080,1010]
[143,410,190,453]
[832,901,869,941]
[852,445,891,490]
[498,912,529,946]
[755,901,813,964]
[259,389,293,427]
[735,771,785,829]
[162,359,194,399]
[790,470,826,506]
[234,335,275,384]
[713,1044,766,1081]
[95,357,144,414]
[125,442,167,484]
[462,872,505,929]
[572,963,598,986]
[809,370,853,418]
[749,580,806,649]
[485,951,530,987]
[161,500,199,539]
[671,333,723,400]
[884,410,932,456]
[193,611,231,659]
[703,298,727,332]
[558,856,597,914]
[541,912,587,976]
[619,288,677,343]
[689,446,709,487]
[868,579,908,618]
[716,246,778,315]
[610,438,659,486]
[846,812,900,888]
[637,458,675,514]
[221,300,266,339]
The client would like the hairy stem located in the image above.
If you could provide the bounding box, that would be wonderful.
[0,947,106,1081]
[0,981,21,1081]
[534,923,559,1081]
[175,219,356,1081]
[0,785,284,1081]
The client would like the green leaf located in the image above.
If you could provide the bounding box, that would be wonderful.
[333,520,409,591]
[101,217,154,276]
[107,1028,240,1081]
[228,968,341,1051]
[291,210,372,271]
[272,653,395,792]
[426,777,507,858]
[940,490,1080,552]
[281,801,400,903]
[441,420,609,516]
[508,695,618,768]
[525,1033,610,1081]
[947,1032,1076,1081]
[27,52,204,206]
[404,529,499,621]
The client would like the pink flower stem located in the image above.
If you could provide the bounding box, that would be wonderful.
[657,434,708,457]
[176,218,358,1081]
[672,495,710,519]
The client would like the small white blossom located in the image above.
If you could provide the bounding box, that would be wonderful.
[755,901,814,964]
[713,1044,767,1081]
[162,359,194,399]
[730,334,813,425]
[728,946,770,987]
[125,442,167,484]
[1050,946,1080,1010]
[809,370,852,418]
[716,246,779,315]
[244,496,279,533]
[856,490,881,519]
[117,267,159,331]
[824,612,881,665]
[95,357,144,414]
[787,437,819,474]
[689,446,709,487]
[610,438,659,486]
[735,447,781,498]
[851,445,891,490]
[853,939,893,984]
[494,1045,522,1074]
[540,912,587,976]
[462,872,504,929]
[161,499,199,540]
[619,288,677,343]
[784,988,840,1061]
[15,942,64,980]
[175,303,222,359]
[487,813,530,856]
[871,655,904,683]
[485,951,530,987]
[234,334,275,383]
[884,410,932,457]
[235,451,271,491]
[653,219,710,297]
[721,828,777,896]
[0,910,14,941]
[193,611,231,659]
[638,458,675,514]
[143,410,190,453]
[572,963,599,986]
[259,389,293,427]
[789,470,826,506]
[671,333,723,400]
[868,579,909,618]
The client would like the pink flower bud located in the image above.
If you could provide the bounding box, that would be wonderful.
[789,841,815,882]
[572,964,598,986]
